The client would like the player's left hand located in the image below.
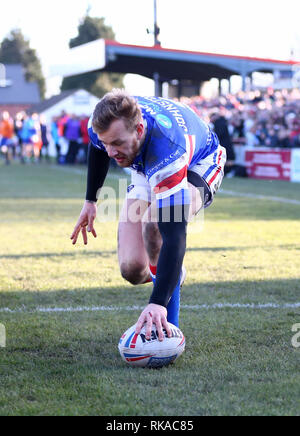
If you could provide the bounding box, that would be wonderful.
[135,304,172,341]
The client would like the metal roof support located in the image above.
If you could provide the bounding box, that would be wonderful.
[218,79,222,96]
[241,72,247,92]
[154,71,162,97]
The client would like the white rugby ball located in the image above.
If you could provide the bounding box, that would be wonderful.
[118,322,185,368]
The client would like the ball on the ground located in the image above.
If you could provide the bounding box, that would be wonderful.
[118,322,185,368]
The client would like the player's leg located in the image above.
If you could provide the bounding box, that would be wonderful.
[117,171,155,285]
[118,197,151,285]
[118,165,204,288]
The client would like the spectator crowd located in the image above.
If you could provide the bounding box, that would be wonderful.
[1,88,300,170]
[0,111,90,165]
[184,88,300,148]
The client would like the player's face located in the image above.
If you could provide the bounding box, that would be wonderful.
[97,119,145,167]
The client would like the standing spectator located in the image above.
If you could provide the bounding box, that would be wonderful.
[20,113,41,163]
[229,111,245,139]
[57,111,69,163]
[31,113,42,162]
[51,116,61,163]
[211,109,235,176]
[64,115,81,164]
[0,111,15,165]
[14,112,25,163]
[20,113,32,162]
[79,115,89,164]
[39,115,50,162]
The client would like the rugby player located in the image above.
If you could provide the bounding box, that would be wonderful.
[71,90,226,341]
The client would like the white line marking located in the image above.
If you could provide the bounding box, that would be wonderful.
[219,189,300,205]
[49,166,300,205]
[0,302,299,314]
[49,165,86,176]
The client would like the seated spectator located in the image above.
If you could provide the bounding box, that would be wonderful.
[277,128,291,148]
[186,87,300,152]
[265,128,279,148]
[246,125,260,148]
[290,119,300,147]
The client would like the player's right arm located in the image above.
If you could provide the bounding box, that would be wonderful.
[71,142,110,245]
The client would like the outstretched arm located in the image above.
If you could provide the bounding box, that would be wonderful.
[71,143,110,245]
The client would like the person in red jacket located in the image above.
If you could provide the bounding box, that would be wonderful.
[0,111,15,164]
[80,115,90,164]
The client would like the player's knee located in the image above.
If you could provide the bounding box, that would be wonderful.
[120,262,147,285]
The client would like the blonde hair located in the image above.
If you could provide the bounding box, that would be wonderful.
[92,89,142,133]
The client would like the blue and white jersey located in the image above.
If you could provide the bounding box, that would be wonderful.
[88,96,223,208]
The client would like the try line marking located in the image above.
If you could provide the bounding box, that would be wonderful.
[0,302,299,314]
[219,189,300,205]
[50,165,300,206]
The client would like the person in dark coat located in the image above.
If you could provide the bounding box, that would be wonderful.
[39,115,50,161]
[211,110,235,175]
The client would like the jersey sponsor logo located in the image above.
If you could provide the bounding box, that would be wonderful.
[156,114,172,129]
[146,149,183,179]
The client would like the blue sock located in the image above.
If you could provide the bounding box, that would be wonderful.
[150,265,181,328]
[166,278,181,327]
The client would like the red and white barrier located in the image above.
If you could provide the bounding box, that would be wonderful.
[244,148,300,182]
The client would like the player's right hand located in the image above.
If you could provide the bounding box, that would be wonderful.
[135,304,172,342]
[70,201,97,245]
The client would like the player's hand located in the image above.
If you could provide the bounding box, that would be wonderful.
[135,304,172,342]
[70,201,97,245]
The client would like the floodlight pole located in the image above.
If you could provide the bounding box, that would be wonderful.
[153,0,162,96]
[154,0,160,47]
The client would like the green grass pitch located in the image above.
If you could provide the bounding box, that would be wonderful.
[0,162,299,416]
